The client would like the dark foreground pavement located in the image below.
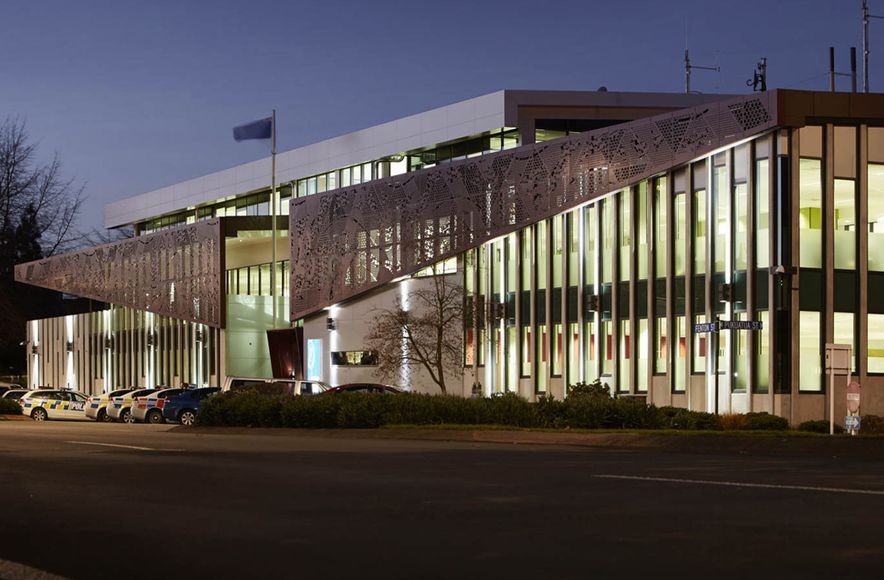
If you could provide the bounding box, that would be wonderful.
[1,422,882,580]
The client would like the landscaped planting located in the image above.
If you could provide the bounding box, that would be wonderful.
[0,398,22,415]
[198,380,792,432]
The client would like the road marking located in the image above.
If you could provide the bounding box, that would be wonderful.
[66,441,184,452]
[592,474,884,496]
[0,558,68,579]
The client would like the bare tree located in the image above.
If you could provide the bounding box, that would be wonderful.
[0,117,86,373]
[0,117,85,257]
[365,267,463,395]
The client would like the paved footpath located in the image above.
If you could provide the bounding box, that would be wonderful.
[1,421,882,580]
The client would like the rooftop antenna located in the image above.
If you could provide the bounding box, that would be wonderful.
[747,57,768,91]
[863,0,884,92]
[684,49,720,93]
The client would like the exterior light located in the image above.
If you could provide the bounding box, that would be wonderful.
[326,317,336,331]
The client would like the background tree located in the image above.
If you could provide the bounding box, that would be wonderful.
[365,267,463,395]
[0,117,86,377]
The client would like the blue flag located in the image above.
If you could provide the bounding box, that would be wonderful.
[233,117,272,141]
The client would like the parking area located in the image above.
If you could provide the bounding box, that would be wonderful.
[1,421,883,579]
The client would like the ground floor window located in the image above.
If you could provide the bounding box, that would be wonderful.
[799,311,822,391]
[673,316,686,391]
[869,314,884,373]
[756,311,769,393]
[833,312,856,372]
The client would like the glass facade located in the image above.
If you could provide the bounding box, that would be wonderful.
[456,123,884,409]
[141,128,519,234]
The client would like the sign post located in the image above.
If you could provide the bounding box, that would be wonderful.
[692,318,764,413]
[846,380,861,436]
[824,343,852,436]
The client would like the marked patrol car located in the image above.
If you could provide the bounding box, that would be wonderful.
[19,390,90,421]
[85,388,136,422]
[131,388,187,423]
[106,388,159,423]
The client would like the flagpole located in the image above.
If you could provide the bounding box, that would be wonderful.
[271,109,277,329]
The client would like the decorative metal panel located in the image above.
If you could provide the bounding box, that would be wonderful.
[15,220,224,327]
[288,93,776,320]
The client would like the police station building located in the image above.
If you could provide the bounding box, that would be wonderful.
[15,89,884,425]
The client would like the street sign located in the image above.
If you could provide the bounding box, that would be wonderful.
[719,320,763,331]
[693,322,718,333]
[845,415,861,430]
[847,381,861,414]
[693,320,763,333]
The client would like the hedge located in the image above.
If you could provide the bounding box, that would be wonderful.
[0,398,22,415]
[199,390,790,431]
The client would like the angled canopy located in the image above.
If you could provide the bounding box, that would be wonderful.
[288,92,778,320]
[15,220,224,327]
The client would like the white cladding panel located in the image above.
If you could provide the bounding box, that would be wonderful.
[104,91,507,228]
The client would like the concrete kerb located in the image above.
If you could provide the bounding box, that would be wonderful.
[175,426,884,458]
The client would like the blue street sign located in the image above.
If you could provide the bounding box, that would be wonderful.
[845,416,861,430]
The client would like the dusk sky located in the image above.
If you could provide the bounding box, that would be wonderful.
[3,0,875,232]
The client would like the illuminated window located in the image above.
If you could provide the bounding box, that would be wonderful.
[799,311,822,391]
[331,351,378,366]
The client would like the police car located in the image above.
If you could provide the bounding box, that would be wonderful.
[106,388,159,423]
[19,389,90,421]
[131,388,187,423]
[85,388,136,422]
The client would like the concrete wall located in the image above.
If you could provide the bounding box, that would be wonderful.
[303,276,463,394]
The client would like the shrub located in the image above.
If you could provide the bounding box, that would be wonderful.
[200,389,801,434]
[798,420,844,434]
[0,398,22,415]
[659,406,720,430]
[199,391,285,427]
[718,413,748,430]
[481,393,538,428]
[533,394,566,428]
[859,415,884,434]
[567,379,612,400]
[742,412,789,431]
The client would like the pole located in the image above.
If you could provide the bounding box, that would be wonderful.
[829,361,835,435]
[864,0,870,92]
[851,47,858,92]
[829,47,836,91]
[713,316,719,414]
[271,109,277,329]
[685,49,690,94]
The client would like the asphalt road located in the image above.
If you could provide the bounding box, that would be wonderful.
[1,422,883,580]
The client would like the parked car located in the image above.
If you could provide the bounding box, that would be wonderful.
[0,384,22,397]
[162,387,221,426]
[131,388,188,423]
[107,388,159,423]
[19,389,90,421]
[324,383,403,395]
[2,389,30,401]
[85,388,137,422]
[223,377,330,397]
